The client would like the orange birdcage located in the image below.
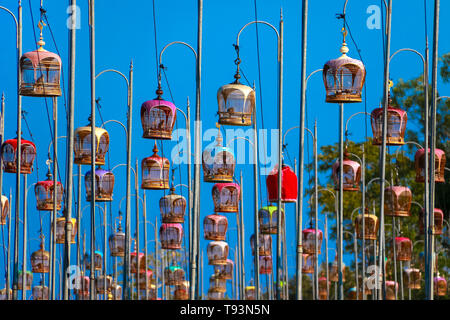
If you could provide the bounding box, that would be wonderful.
[164,266,185,286]
[403,267,421,290]
[85,168,115,202]
[415,148,446,183]
[212,183,240,213]
[54,217,77,244]
[0,195,9,226]
[434,276,447,296]
[354,208,379,240]
[214,259,234,280]
[160,188,186,223]
[384,186,412,217]
[319,277,329,300]
[74,122,109,166]
[386,280,398,300]
[209,272,227,293]
[35,171,63,211]
[31,239,50,273]
[332,150,361,191]
[250,234,272,256]
[84,251,103,271]
[174,281,190,300]
[202,127,235,183]
[419,208,444,235]
[141,143,170,190]
[217,77,255,126]
[95,275,113,294]
[395,237,412,261]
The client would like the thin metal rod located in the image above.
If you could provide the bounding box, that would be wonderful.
[21,174,27,300]
[252,95,260,299]
[135,158,140,301]
[338,103,344,300]
[51,97,58,300]
[314,121,319,300]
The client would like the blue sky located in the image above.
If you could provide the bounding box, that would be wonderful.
[0,0,449,298]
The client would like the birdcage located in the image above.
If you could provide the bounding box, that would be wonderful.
[0,195,9,226]
[347,287,363,300]
[73,274,90,298]
[165,266,185,286]
[302,254,315,274]
[250,234,272,256]
[384,186,412,217]
[84,251,103,271]
[138,270,153,290]
[17,270,33,290]
[109,222,125,257]
[322,36,366,103]
[208,288,224,300]
[207,241,229,265]
[332,152,361,191]
[111,283,122,300]
[85,168,115,202]
[419,208,444,235]
[330,261,346,282]
[32,284,49,300]
[355,209,379,240]
[174,281,190,300]
[95,275,113,294]
[371,103,407,146]
[212,183,240,213]
[130,252,146,274]
[31,241,50,273]
[214,259,234,280]
[74,124,109,165]
[245,286,256,300]
[217,82,255,126]
[140,98,177,140]
[160,189,186,223]
[258,206,284,235]
[34,174,63,211]
[385,281,398,300]
[1,138,36,174]
[204,214,228,241]
[259,255,273,274]
[434,276,447,296]
[202,128,235,182]
[395,237,412,261]
[0,288,11,300]
[302,228,323,255]
[141,144,170,190]
[319,277,329,300]
[160,223,183,250]
[403,267,421,290]
[266,164,298,203]
[209,273,227,293]
[415,148,446,183]
[54,217,77,244]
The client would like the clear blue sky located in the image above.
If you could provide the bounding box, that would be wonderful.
[0,0,449,298]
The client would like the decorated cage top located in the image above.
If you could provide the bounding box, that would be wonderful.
[140,98,177,140]
[332,152,361,191]
[217,83,256,126]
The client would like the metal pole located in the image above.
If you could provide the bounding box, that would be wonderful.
[392,217,398,300]
[314,121,318,300]
[21,174,27,300]
[186,98,192,288]
[154,217,158,299]
[338,103,344,300]
[76,165,81,299]
[143,191,148,300]
[296,0,308,300]
[239,171,246,299]
[51,97,58,300]
[252,97,260,300]
[135,159,140,301]
[103,203,107,300]
[361,145,366,300]
[6,189,12,300]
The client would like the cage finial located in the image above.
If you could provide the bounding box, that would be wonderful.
[215,123,223,146]
[37,20,47,51]
[340,27,349,56]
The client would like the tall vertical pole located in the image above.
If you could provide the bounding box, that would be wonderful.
[103,203,107,300]
[378,0,393,300]
[0,94,4,297]
[428,0,440,301]
[314,121,319,300]
[88,0,97,300]
[191,0,202,300]
[337,102,344,300]
[361,145,366,300]
[64,0,77,301]
[186,98,192,286]
[6,189,12,300]
[275,9,284,301]
[51,98,58,300]
[296,0,308,300]
[21,174,27,300]
[239,171,245,299]
[252,95,260,299]
[143,191,148,300]
[135,159,140,301]
[154,217,158,299]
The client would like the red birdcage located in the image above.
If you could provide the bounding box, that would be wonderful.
[217,81,256,126]
[318,277,329,300]
[207,241,229,265]
[84,251,103,271]
[332,151,361,191]
[35,172,63,211]
[259,255,273,274]
[130,251,146,274]
[386,281,398,300]
[214,259,233,280]
[384,186,412,217]
[54,217,77,244]
[355,208,379,240]
[0,195,9,226]
[395,237,412,261]
[434,276,447,296]
[30,240,50,273]
[141,143,170,190]
[160,223,183,250]
[204,214,228,241]
[266,164,298,203]
[85,168,115,202]
[212,183,240,213]
[250,234,272,256]
[202,128,235,183]
[74,123,109,166]
[403,267,421,290]
[140,98,177,140]
[302,228,323,255]
[174,281,189,300]
[258,206,284,235]
[323,37,366,103]
[1,138,36,174]
[245,286,256,300]
[17,270,33,290]
[160,188,186,223]
[371,98,407,146]
[164,266,185,286]
[209,273,227,293]
[419,208,444,235]
[95,275,113,294]
[415,148,446,183]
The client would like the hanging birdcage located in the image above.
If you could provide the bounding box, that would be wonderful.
[30,240,50,273]
[207,241,229,265]
[202,128,235,183]
[217,80,256,126]
[208,288,224,300]
[0,288,11,300]
[415,148,446,183]
[419,208,444,235]
[245,286,256,300]
[212,183,240,213]
[140,97,177,140]
[138,270,153,290]
[160,223,183,250]
[302,254,316,274]
[74,122,109,165]
[1,138,37,174]
[109,219,125,257]
[258,206,284,235]
[259,255,273,274]
[434,276,447,297]
[17,270,33,290]
[160,188,186,223]
[266,164,298,203]
[250,234,272,256]
[318,277,329,300]
[302,228,323,255]
[209,273,227,293]
[395,237,412,261]
[214,259,234,280]
[371,99,407,146]
[355,208,379,240]
[332,151,361,191]
[34,172,63,211]
[32,283,49,300]
[174,281,190,300]
[54,217,77,244]
[403,267,421,290]
[95,275,113,294]
[130,251,146,274]
[330,261,346,282]
[111,283,122,300]
[85,168,114,202]
[384,186,412,217]
[322,30,366,103]
[73,274,90,298]
[84,251,103,271]
[204,214,228,241]
[385,281,398,300]
[141,143,170,190]
[0,195,9,226]
[164,266,185,286]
